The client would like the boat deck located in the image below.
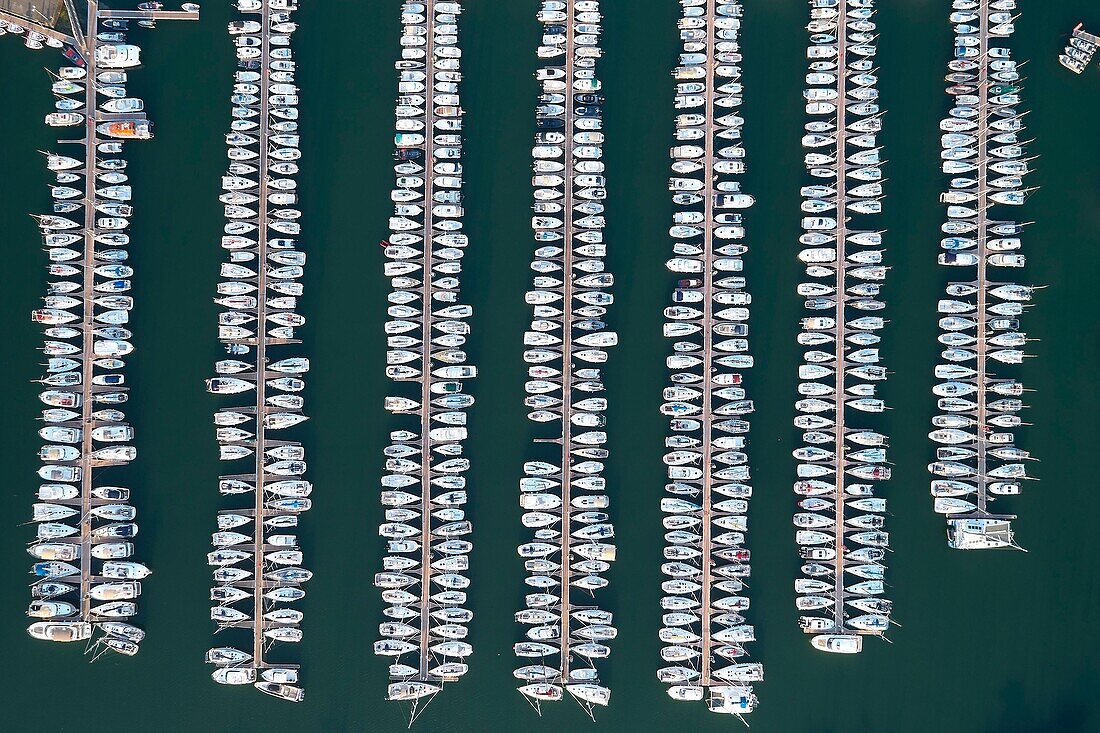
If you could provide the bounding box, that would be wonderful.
[517,0,615,714]
[415,3,446,686]
[658,3,759,713]
[557,0,577,684]
[827,11,852,639]
[696,0,717,687]
[76,0,102,629]
[23,0,196,650]
[395,0,441,687]
[675,0,758,700]
[99,9,199,21]
[934,0,1026,548]
[376,0,475,715]
[971,4,995,520]
[207,0,308,695]
[795,0,890,649]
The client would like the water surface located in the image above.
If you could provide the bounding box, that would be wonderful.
[0,1,1097,731]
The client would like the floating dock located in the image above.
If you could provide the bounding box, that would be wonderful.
[19,1,196,655]
[658,0,759,718]
[793,0,892,653]
[373,0,475,720]
[205,0,308,703]
[930,0,1035,551]
[515,0,615,718]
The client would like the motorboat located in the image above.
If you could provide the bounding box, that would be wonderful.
[811,634,863,654]
[254,682,304,703]
[27,621,92,642]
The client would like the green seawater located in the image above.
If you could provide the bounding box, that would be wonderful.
[1,1,1098,731]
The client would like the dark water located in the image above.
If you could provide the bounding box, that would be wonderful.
[1,1,1098,731]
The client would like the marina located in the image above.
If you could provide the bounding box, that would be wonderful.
[13,1,197,655]
[514,0,616,718]
[372,0,475,719]
[793,0,892,653]
[929,0,1035,551]
[204,0,308,702]
[657,0,759,718]
[0,0,1096,729]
